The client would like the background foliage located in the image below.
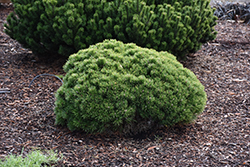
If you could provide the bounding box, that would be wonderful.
[5,0,217,59]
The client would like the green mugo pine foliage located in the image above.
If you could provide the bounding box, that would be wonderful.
[4,0,217,59]
[54,39,207,135]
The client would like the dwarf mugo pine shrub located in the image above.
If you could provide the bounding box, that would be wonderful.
[54,39,207,135]
[5,0,217,59]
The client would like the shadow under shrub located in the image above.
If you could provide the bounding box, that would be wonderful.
[5,0,217,60]
[54,39,207,135]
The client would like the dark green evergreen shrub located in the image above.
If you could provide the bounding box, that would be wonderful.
[54,39,207,135]
[5,0,217,59]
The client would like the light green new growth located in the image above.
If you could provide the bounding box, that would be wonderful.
[0,148,62,167]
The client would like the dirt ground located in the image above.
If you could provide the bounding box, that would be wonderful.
[0,3,249,167]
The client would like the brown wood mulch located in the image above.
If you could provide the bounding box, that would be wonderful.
[0,4,249,167]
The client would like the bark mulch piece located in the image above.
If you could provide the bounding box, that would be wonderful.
[0,4,249,166]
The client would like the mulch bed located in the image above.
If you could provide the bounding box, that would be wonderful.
[213,1,250,23]
[0,3,249,167]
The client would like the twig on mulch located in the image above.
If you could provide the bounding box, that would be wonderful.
[28,74,63,88]
[0,88,10,93]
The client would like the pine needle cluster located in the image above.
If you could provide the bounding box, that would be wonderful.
[5,0,217,59]
[54,39,207,135]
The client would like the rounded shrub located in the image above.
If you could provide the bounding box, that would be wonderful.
[54,39,207,135]
[5,0,217,59]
